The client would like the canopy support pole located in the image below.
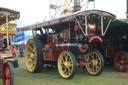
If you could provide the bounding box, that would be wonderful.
[6,14,9,50]
[68,22,70,39]
[101,16,104,35]
[85,16,88,35]
[103,19,112,35]
[75,18,86,36]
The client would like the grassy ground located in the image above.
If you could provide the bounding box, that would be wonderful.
[0,57,128,85]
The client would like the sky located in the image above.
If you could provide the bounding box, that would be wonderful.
[0,0,127,35]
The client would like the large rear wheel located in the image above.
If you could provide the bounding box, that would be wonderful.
[58,50,76,79]
[2,62,14,85]
[25,39,44,73]
[85,49,104,76]
[114,51,128,72]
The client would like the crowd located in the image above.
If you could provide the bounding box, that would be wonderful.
[11,45,24,58]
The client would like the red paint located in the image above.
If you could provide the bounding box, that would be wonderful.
[89,36,103,44]
[47,36,53,44]
[79,43,88,53]
[2,63,10,85]
[44,45,50,48]
[51,49,61,60]
[79,57,84,67]
[63,42,69,50]
[74,25,80,31]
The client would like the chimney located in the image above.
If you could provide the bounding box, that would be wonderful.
[74,0,81,12]
[126,0,128,18]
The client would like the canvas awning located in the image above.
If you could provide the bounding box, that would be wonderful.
[0,7,20,26]
[21,10,116,31]
[106,20,128,28]
[104,19,128,36]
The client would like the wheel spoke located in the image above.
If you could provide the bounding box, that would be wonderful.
[96,65,100,72]
[97,62,101,65]
[28,46,33,51]
[61,60,64,63]
[27,59,32,63]
[91,65,94,72]
[33,48,36,53]
[122,65,126,69]
[69,58,71,62]
[95,55,99,60]
[30,63,35,69]
[65,54,68,62]
[68,58,72,63]
[33,59,37,65]
[27,52,31,55]
[91,53,94,60]
[34,53,37,60]
[68,67,72,74]
[6,74,10,80]
[68,69,72,74]
[85,55,88,62]
[63,67,66,73]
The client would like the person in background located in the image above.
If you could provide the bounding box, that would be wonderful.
[19,45,24,57]
[11,46,16,57]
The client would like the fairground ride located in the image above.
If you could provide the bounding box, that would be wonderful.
[0,7,20,67]
[49,0,95,18]
[0,7,20,85]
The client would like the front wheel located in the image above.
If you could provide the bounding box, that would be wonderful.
[85,49,104,76]
[2,62,14,85]
[114,51,128,72]
[58,50,76,79]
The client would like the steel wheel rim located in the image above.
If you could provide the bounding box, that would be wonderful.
[58,52,73,78]
[114,52,127,72]
[25,40,37,72]
[2,63,10,85]
[85,51,101,75]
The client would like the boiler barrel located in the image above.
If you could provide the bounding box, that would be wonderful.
[56,43,89,55]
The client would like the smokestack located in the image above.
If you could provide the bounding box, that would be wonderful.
[126,0,128,18]
[74,0,81,12]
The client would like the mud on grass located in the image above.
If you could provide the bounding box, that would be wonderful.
[0,57,128,85]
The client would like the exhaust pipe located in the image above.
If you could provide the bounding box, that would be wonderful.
[74,0,81,12]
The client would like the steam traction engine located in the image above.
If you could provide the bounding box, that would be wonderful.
[100,19,128,72]
[22,10,116,79]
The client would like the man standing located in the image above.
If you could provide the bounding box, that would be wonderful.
[20,45,24,57]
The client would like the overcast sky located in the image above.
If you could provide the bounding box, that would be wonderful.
[0,0,127,35]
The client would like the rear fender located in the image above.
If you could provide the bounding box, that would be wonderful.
[89,36,103,44]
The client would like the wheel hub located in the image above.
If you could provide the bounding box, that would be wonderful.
[64,62,70,68]
[92,60,98,65]
[31,53,35,59]
[121,60,124,64]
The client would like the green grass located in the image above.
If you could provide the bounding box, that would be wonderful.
[0,57,128,85]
